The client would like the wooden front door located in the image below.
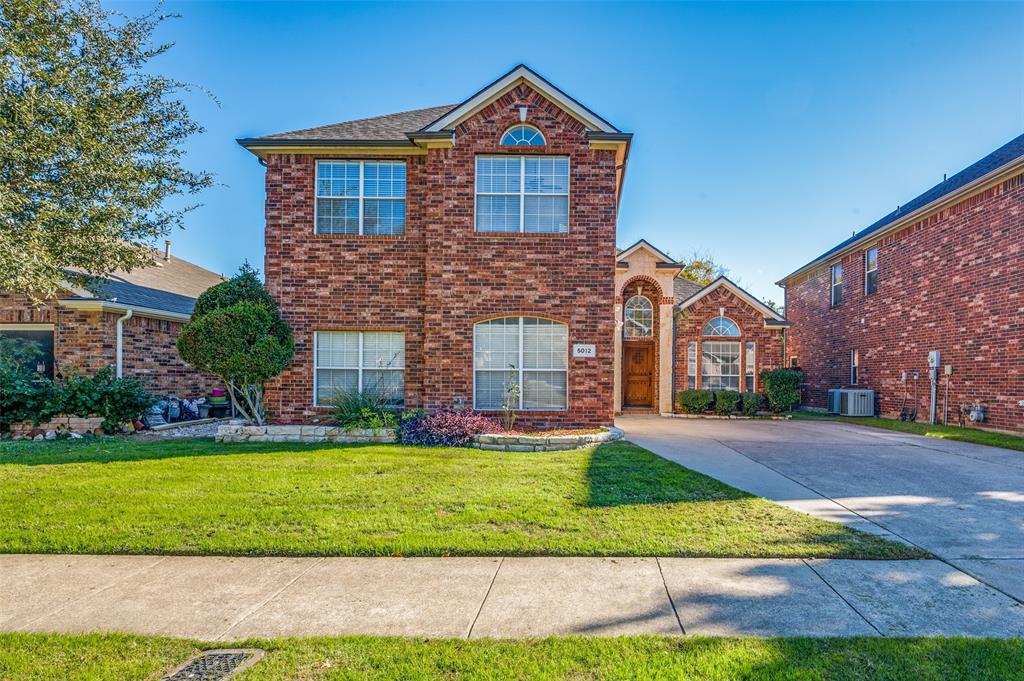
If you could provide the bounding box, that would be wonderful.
[623,344,654,407]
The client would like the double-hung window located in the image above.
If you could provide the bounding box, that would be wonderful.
[475,156,569,233]
[865,247,878,295]
[830,263,843,306]
[701,341,741,391]
[745,341,756,392]
[315,160,406,235]
[474,317,568,410]
[850,349,859,385]
[687,341,697,389]
[314,331,405,406]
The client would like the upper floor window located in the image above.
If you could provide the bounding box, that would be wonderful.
[850,349,859,385]
[865,247,878,295]
[830,262,843,306]
[702,316,740,337]
[623,296,653,337]
[315,160,406,235]
[501,125,545,146]
[475,156,569,233]
[474,317,568,410]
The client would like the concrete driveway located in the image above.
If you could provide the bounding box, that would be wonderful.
[618,415,1024,603]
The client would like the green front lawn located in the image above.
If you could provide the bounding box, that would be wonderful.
[2,633,1021,681]
[0,438,920,558]
[792,411,1024,452]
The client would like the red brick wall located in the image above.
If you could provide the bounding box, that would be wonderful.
[1,292,219,398]
[672,287,785,408]
[262,84,617,426]
[784,172,1024,432]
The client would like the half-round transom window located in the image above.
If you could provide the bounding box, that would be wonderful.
[703,316,740,337]
[501,125,546,146]
[624,296,654,338]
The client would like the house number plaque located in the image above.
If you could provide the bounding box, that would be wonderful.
[573,344,597,358]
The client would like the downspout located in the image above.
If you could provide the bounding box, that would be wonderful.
[115,309,133,378]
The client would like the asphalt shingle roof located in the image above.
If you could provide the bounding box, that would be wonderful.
[673,276,705,302]
[254,105,457,143]
[67,253,225,316]
[784,132,1024,281]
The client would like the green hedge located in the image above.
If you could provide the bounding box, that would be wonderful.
[741,391,762,416]
[677,389,714,414]
[760,369,803,413]
[714,390,742,415]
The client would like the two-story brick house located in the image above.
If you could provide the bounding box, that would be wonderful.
[779,133,1024,433]
[240,65,788,427]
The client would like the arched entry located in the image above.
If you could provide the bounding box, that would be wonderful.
[620,281,660,408]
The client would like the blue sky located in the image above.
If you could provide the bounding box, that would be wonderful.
[124,1,1023,302]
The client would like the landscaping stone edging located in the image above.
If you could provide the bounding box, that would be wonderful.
[216,424,396,443]
[667,413,791,420]
[8,415,106,440]
[471,427,624,452]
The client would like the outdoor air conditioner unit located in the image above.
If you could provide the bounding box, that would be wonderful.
[839,389,875,417]
[827,389,842,414]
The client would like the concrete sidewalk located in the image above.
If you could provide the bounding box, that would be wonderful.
[2,554,1023,640]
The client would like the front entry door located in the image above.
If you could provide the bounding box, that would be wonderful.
[623,344,654,407]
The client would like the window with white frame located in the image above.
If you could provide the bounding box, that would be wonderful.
[474,317,568,410]
[831,263,843,306]
[624,295,653,338]
[745,341,756,392]
[702,316,740,337]
[315,160,406,235]
[865,247,878,295]
[314,331,405,406]
[687,341,697,389]
[850,349,859,385]
[701,341,741,391]
[501,125,545,146]
[475,156,569,233]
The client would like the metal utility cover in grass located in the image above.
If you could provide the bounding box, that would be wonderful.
[161,649,264,680]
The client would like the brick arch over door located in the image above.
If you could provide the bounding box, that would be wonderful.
[620,279,662,409]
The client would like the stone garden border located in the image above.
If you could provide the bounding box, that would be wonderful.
[216,423,396,444]
[471,426,624,452]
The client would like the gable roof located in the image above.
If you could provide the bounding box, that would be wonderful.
[239,105,456,147]
[778,132,1024,285]
[62,253,225,319]
[676,276,788,323]
[421,64,620,134]
[616,239,679,266]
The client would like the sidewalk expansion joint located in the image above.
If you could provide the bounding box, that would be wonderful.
[801,558,882,637]
[466,556,504,640]
[215,558,326,641]
[655,557,685,635]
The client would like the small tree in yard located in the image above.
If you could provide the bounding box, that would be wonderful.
[177,266,293,425]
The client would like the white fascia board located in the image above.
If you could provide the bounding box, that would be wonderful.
[676,276,786,321]
[423,65,618,134]
[58,299,191,323]
[616,239,677,265]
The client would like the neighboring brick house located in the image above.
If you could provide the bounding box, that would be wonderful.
[778,133,1024,433]
[240,65,786,427]
[0,244,224,398]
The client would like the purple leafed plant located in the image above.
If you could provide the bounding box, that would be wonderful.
[399,409,502,447]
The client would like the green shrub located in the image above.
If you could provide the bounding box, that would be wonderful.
[714,390,741,415]
[678,389,714,414]
[330,389,398,431]
[741,391,762,416]
[760,369,803,413]
[0,369,58,427]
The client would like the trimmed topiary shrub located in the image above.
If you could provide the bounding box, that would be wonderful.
[714,390,742,415]
[741,391,762,416]
[677,389,714,414]
[399,409,502,447]
[760,368,803,413]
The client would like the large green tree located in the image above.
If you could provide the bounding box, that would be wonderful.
[0,0,212,298]
[678,250,728,286]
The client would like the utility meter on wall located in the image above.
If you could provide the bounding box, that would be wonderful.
[927,350,941,368]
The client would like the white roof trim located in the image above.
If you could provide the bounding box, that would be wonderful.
[616,239,677,265]
[422,65,618,134]
[57,299,190,323]
[676,276,786,321]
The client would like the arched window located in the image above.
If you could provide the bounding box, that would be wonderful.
[624,296,654,338]
[501,125,545,146]
[474,317,567,410]
[703,316,740,337]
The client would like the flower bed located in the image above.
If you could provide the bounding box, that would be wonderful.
[216,424,396,443]
[471,427,623,452]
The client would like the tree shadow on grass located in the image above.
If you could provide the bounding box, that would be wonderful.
[0,438,384,467]
[586,441,749,508]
